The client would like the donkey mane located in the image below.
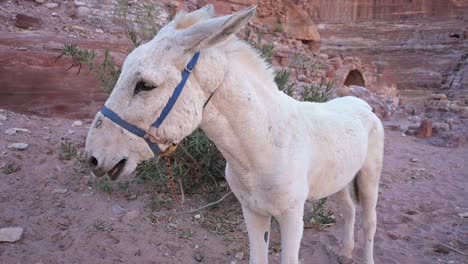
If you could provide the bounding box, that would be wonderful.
[222,37,277,91]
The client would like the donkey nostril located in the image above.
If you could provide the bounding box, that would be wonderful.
[88,156,99,168]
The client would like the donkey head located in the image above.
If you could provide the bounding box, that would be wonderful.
[85,5,256,180]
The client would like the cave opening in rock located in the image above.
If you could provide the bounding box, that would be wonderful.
[344,70,366,87]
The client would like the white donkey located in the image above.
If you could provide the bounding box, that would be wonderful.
[85,5,384,264]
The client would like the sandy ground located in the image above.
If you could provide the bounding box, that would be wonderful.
[0,109,467,264]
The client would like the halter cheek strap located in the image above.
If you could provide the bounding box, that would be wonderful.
[100,52,201,157]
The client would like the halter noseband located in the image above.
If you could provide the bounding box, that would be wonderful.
[100,52,201,157]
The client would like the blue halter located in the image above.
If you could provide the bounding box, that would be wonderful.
[100,52,201,156]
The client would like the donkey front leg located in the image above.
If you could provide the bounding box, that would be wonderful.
[242,205,272,264]
[276,205,304,264]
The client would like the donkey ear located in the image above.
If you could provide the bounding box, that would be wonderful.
[180,5,256,53]
[192,4,215,18]
[158,5,215,37]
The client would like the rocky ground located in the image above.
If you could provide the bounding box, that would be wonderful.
[0,109,467,264]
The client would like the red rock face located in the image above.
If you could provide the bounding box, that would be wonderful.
[305,0,467,22]
[0,50,105,119]
[0,32,130,119]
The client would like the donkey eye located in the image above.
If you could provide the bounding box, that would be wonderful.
[134,81,156,95]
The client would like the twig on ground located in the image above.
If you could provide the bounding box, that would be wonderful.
[180,191,233,214]
[144,216,155,225]
[440,243,468,256]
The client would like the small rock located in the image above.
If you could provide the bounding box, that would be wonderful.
[123,210,140,221]
[45,3,59,9]
[95,28,104,33]
[52,188,68,194]
[112,204,125,215]
[52,12,58,16]
[231,261,237,264]
[235,252,244,260]
[0,227,24,242]
[67,129,75,134]
[35,0,46,4]
[194,214,201,219]
[458,212,468,218]
[4,127,31,135]
[410,158,418,163]
[126,193,137,200]
[169,1,180,8]
[16,14,42,29]
[432,122,450,133]
[334,86,350,97]
[75,6,91,18]
[0,114,7,121]
[430,93,447,100]
[70,25,87,33]
[385,124,401,131]
[193,252,204,262]
[8,143,29,150]
[417,119,433,138]
[74,1,86,6]
[403,105,416,115]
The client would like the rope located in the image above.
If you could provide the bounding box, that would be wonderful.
[165,156,181,204]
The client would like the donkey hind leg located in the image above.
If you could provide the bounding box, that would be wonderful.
[242,205,271,264]
[336,185,357,258]
[357,157,382,264]
[276,204,304,264]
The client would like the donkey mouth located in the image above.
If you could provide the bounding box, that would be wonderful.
[107,159,127,180]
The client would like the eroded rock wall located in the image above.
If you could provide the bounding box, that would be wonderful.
[306,0,468,22]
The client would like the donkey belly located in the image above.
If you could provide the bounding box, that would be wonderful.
[306,116,369,200]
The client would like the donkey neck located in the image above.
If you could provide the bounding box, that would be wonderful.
[199,44,300,175]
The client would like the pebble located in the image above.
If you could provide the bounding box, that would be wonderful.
[0,114,7,121]
[235,252,244,260]
[458,212,468,218]
[193,252,204,262]
[35,0,45,3]
[123,210,140,221]
[194,214,201,219]
[0,227,24,242]
[95,28,104,33]
[72,121,83,127]
[68,129,75,134]
[52,188,68,194]
[74,1,86,7]
[45,3,59,9]
[82,191,94,197]
[8,143,29,150]
[410,158,418,163]
[112,204,126,215]
[71,25,87,33]
[75,6,91,18]
[5,127,31,135]
[169,1,180,8]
